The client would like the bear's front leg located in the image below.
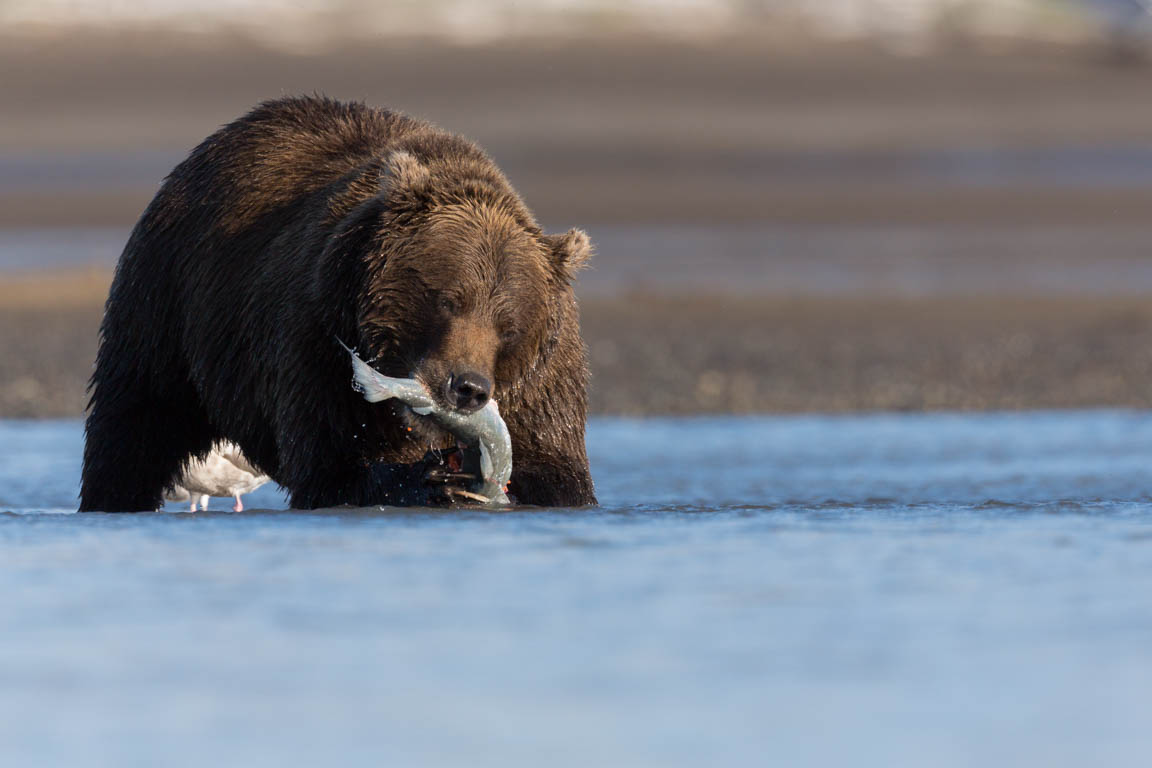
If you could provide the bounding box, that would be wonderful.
[509,455,596,507]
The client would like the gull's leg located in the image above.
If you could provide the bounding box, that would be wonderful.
[199,494,209,511]
[233,494,243,513]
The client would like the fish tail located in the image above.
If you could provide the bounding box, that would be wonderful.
[339,336,394,403]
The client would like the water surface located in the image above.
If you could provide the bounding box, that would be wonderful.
[2,413,1152,766]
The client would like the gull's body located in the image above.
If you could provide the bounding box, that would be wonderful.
[165,441,270,511]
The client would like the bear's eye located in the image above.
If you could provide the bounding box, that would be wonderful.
[500,328,520,344]
[438,297,458,315]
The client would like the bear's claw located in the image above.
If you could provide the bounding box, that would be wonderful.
[418,447,481,506]
[424,468,477,486]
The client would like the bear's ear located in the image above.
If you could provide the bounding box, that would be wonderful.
[546,228,592,284]
[381,150,431,195]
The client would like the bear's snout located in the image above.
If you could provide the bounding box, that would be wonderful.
[446,371,491,413]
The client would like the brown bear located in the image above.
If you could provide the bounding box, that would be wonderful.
[79,95,596,511]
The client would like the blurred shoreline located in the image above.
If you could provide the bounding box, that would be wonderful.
[3,34,1152,418]
[4,35,1152,230]
[6,271,1152,418]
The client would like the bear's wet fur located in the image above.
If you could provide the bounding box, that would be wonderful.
[80,95,596,511]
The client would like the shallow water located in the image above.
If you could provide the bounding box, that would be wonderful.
[2,413,1152,766]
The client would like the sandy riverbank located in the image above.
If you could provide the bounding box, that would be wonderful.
[4,272,1152,418]
[3,37,1151,418]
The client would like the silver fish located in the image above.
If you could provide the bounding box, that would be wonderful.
[343,343,512,505]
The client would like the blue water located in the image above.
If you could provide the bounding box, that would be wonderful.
[2,413,1152,766]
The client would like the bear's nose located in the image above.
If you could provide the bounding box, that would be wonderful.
[447,371,491,413]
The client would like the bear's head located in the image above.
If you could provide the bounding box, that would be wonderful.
[325,147,590,442]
